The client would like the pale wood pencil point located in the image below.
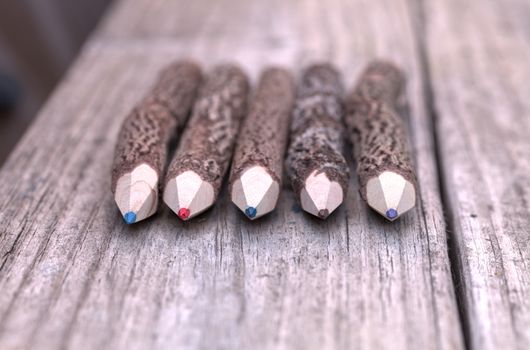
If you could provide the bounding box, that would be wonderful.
[231,166,280,220]
[114,163,158,223]
[163,170,215,220]
[300,170,344,219]
[365,171,416,221]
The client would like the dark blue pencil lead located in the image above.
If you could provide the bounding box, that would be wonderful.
[245,207,257,219]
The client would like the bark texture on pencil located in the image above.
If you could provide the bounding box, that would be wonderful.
[345,60,417,221]
[229,67,295,219]
[164,64,249,220]
[111,60,201,224]
[285,63,349,219]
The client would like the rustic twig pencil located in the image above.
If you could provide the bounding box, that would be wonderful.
[345,60,417,221]
[163,64,249,220]
[229,67,295,219]
[111,61,201,224]
[285,63,349,219]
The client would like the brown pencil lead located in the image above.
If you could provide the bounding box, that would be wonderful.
[317,209,330,219]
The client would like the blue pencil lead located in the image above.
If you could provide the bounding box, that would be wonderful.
[245,207,257,219]
[123,211,137,224]
[386,208,398,220]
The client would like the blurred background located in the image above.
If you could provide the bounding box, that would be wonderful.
[0,0,111,165]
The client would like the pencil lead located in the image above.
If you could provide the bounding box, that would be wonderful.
[386,208,398,220]
[178,208,190,220]
[123,211,137,224]
[245,206,257,219]
[318,209,330,219]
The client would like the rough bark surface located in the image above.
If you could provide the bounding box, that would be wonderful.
[165,64,249,196]
[111,61,201,191]
[344,61,417,200]
[229,67,294,188]
[286,63,349,198]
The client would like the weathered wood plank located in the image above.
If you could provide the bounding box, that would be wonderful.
[0,0,463,348]
[421,0,530,348]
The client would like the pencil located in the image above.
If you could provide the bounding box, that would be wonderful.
[285,63,349,219]
[345,60,417,221]
[163,64,249,220]
[111,61,201,224]
[229,67,295,220]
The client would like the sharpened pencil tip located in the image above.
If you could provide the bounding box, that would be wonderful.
[365,171,416,221]
[386,208,398,220]
[300,170,344,219]
[231,166,280,220]
[245,207,257,219]
[123,211,137,224]
[164,170,216,221]
[178,208,190,220]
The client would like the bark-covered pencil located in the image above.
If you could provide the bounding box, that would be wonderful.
[163,64,249,220]
[285,63,349,219]
[229,67,295,220]
[112,61,201,224]
[345,60,417,221]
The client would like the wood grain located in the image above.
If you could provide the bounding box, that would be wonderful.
[421,0,530,348]
[0,0,464,349]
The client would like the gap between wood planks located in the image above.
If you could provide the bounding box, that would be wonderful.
[409,0,471,348]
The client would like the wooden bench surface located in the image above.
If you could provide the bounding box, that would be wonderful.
[0,0,528,349]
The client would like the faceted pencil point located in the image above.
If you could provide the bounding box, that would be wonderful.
[366,171,416,221]
[123,212,137,224]
[386,208,398,220]
[114,164,158,224]
[300,170,344,219]
[178,208,190,220]
[245,207,257,218]
[164,170,215,221]
[317,209,330,219]
[231,166,280,220]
